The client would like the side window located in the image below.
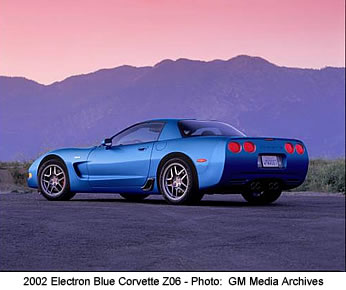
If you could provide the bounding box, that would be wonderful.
[112,122,164,146]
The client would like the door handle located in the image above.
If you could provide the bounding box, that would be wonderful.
[138,146,148,151]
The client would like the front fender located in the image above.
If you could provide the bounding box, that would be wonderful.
[27,147,95,191]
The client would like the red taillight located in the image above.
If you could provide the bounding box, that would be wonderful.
[244,141,256,153]
[295,144,304,155]
[285,142,294,154]
[228,142,242,153]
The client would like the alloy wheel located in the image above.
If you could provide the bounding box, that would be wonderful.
[162,162,189,201]
[40,164,66,197]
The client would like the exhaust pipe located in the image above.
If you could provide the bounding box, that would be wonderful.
[268,181,280,191]
[249,181,264,192]
[249,180,281,192]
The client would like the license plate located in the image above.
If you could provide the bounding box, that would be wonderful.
[261,155,279,168]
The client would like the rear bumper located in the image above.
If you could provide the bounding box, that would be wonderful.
[209,156,309,193]
[212,139,309,192]
[218,173,305,190]
[204,174,305,194]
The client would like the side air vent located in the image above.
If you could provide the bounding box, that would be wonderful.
[73,163,82,178]
[142,178,155,191]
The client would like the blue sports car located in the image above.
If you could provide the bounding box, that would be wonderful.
[27,119,308,205]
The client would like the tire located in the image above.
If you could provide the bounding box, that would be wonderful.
[38,159,75,201]
[158,157,203,205]
[241,189,282,205]
[120,193,149,202]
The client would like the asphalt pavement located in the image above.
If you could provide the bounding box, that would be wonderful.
[0,192,344,271]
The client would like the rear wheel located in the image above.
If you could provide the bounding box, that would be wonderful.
[120,193,149,202]
[241,189,282,205]
[38,159,75,201]
[158,157,203,205]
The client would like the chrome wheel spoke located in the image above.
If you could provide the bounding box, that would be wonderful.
[177,169,185,176]
[47,183,52,193]
[167,169,173,180]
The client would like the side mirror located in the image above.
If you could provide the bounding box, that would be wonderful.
[101,138,112,149]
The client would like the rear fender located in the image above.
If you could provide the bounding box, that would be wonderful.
[149,137,227,190]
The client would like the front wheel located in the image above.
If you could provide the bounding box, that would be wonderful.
[241,189,282,205]
[38,159,75,201]
[158,157,203,205]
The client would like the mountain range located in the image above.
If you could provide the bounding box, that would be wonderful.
[0,55,345,161]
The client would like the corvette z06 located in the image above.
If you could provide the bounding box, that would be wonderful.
[28,119,308,205]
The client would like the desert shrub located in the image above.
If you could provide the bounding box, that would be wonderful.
[296,159,345,193]
[0,162,32,186]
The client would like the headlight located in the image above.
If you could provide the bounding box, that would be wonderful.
[28,172,32,179]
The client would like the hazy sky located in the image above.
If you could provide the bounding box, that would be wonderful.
[1,0,344,84]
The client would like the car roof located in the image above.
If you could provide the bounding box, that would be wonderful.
[145,118,194,123]
[145,118,224,123]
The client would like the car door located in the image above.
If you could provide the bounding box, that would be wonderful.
[87,122,164,189]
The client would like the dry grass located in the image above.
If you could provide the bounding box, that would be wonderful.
[0,161,32,187]
[295,159,345,193]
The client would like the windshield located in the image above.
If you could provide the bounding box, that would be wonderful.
[178,120,245,137]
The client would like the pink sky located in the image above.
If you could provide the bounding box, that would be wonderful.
[0,0,344,84]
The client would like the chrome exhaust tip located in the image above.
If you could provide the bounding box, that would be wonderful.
[249,181,263,192]
[268,181,280,191]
